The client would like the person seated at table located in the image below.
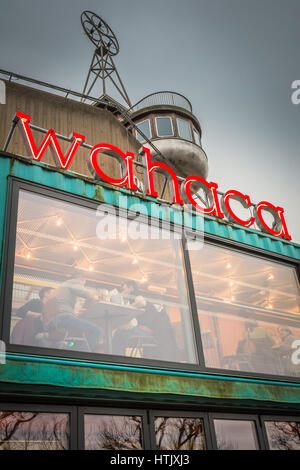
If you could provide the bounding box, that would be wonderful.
[11,287,55,346]
[272,327,299,376]
[112,280,180,362]
[237,320,275,373]
[38,274,102,352]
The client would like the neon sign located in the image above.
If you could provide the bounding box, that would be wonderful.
[15,111,292,240]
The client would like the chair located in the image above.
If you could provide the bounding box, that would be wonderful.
[63,330,91,352]
[127,331,157,358]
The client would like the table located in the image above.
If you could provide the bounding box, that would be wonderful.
[82,301,142,354]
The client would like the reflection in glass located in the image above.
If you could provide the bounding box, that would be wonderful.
[214,419,259,450]
[177,119,192,141]
[188,241,300,377]
[0,411,69,450]
[155,417,206,450]
[136,120,151,143]
[9,190,197,364]
[265,421,300,450]
[156,117,173,136]
[84,415,143,450]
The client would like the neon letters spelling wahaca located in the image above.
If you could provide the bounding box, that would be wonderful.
[15,111,292,240]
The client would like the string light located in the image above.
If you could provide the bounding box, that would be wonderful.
[226,263,231,269]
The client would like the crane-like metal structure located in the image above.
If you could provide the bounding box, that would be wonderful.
[80,11,132,107]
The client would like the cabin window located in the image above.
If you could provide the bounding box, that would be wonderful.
[177,118,192,141]
[155,117,173,137]
[135,119,151,143]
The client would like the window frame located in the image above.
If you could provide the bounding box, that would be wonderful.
[208,412,266,450]
[0,402,77,450]
[78,406,150,450]
[148,409,212,450]
[176,118,192,141]
[0,177,202,371]
[183,230,300,383]
[193,127,201,146]
[155,116,174,137]
[135,119,151,143]
[0,177,299,382]
[260,414,300,450]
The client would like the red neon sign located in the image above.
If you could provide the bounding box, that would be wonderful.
[15,111,292,241]
[254,201,291,240]
[184,176,224,217]
[221,190,255,228]
[16,112,85,169]
[89,143,137,190]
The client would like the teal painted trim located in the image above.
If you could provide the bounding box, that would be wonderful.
[4,353,300,388]
[1,153,300,261]
[0,159,11,287]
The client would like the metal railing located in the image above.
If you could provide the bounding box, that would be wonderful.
[130,91,193,113]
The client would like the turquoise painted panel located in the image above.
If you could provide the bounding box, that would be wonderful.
[0,354,299,405]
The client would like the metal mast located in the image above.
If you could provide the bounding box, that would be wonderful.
[80,11,132,107]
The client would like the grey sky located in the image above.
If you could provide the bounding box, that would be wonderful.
[0,0,299,242]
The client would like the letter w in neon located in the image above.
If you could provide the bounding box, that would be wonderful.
[16,111,85,169]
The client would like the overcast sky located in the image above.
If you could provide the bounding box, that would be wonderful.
[0,0,299,243]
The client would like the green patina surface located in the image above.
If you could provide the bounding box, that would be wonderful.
[0,356,299,406]
[0,152,299,405]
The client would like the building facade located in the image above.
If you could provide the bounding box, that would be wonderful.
[0,78,299,450]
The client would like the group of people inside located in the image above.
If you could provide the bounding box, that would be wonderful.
[233,319,298,376]
[11,276,179,361]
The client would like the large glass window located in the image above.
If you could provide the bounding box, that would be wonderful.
[154,416,206,450]
[264,420,300,450]
[135,120,151,143]
[188,242,300,378]
[213,419,259,450]
[156,117,173,137]
[177,118,192,141]
[84,414,144,450]
[8,189,197,364]
[0,411,69,450]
